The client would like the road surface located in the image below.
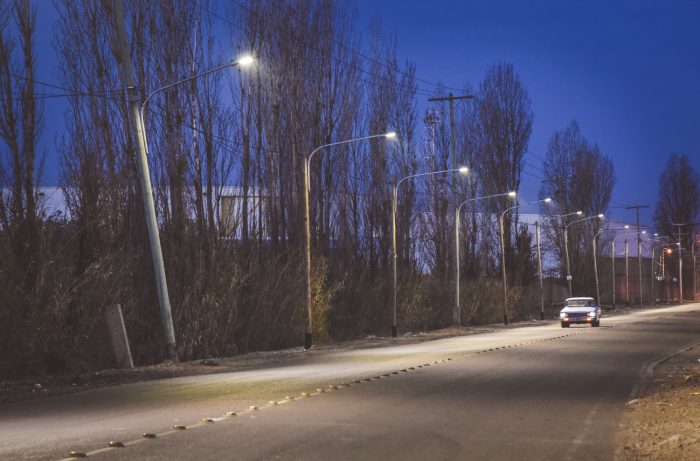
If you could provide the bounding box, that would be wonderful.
[1,303,698,460]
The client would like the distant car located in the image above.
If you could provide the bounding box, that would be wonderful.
[559,297,601,328]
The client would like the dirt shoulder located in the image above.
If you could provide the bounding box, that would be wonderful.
[615,342,700,460]
[1,324,502,405]
[0,303,675,406]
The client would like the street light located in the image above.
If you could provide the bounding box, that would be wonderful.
[393,167,468,337]
[564,213,604,297]
[137,55,255,360]
[304,131,397,349]
[454,191,516,326]
[500,197,552,325]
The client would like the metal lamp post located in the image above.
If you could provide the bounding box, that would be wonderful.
[564,214,604,298]
[304,132,397,349]
[393,167,468,337]
[500,197,552,325]
[136,55,255,360]
[455,191,516,326]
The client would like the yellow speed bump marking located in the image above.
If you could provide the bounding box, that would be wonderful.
[316,388,325,393]
[249,405,258,410]
[108,441,125,448]
[300,392,310,397]
[172,425,186,430]
[268,401,278,405]
[201,418,215,423]
[225,411,237,417]
[142,432,157,438]
[69,451,87,458]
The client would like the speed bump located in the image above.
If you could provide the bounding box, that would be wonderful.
[172,425,186,430]
[201,418,215,423]
[108,441,125,448]
[225,412,237,417]
[69,451,87,458]
[142,433,157,438]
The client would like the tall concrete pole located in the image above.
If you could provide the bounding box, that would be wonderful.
[626,205,649,305]
[110,0,177,360]
[564,226,572,296]
[593,232,600,303]
[536,221,544,320]
[391,182,398,337]
[428,93,473,327]
[625,239,630,305]
[673,223,685,303]
[303,158,312,349]
[611,240,616,308]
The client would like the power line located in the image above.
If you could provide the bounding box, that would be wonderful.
[195,1,437,98]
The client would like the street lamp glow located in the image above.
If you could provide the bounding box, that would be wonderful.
[236,55,255,67]
[458,166,469,174]
[576,211,583,215]
[508,191,517,197]
[624,225,630,229]
[544,197,552,203]
[597,213,605,219]
[385,131,397,139]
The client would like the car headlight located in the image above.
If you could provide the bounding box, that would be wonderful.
[587,312,596,317]
[560,313,567,318]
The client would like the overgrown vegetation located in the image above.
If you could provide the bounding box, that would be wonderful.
[0,0,621,379]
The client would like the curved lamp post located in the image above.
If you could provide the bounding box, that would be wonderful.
[393,166,468,337]
[564,214,604,297]
[454,191,516,326]
[500,197,552,325]
[137,55,254,360]
[304,131,397,349]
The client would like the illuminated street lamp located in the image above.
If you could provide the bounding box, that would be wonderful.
[393,166,468,337]
[500,197,552,325]
[304,131,397,349]
[454,191,516,326]
[564,214,604,297]
[137,55,255,360]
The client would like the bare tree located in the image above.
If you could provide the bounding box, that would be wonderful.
[539,121,615,295]
[475,62,533,279]
[653,153,700,298]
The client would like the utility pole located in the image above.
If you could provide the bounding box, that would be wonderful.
[672,223,685,303]
[110,0,177,360]
[625,239,630,306]
[611,240,616,309]
[428,93,473,327]
[625,205,649,305]
[536,221,544,320]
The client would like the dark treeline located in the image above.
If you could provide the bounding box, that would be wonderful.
[0,0,623,378]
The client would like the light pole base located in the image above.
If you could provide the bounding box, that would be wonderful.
[391,325,397,338]
[503,314,508,325]
[166,343,179,363]
[304,333,312,350]
[540,312,545,321]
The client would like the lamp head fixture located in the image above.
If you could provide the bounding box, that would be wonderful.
[458,166,469,174]
[385,131,397,139]
[236,55,255,67]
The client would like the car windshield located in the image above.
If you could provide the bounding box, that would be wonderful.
[566,299,594,307]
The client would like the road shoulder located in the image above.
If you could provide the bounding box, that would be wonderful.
[615,342,700,460]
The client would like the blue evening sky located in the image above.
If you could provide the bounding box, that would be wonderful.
[31,1,700,227]
[352,0,700,226]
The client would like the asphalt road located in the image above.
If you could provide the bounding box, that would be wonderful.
[1,304,699,461]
